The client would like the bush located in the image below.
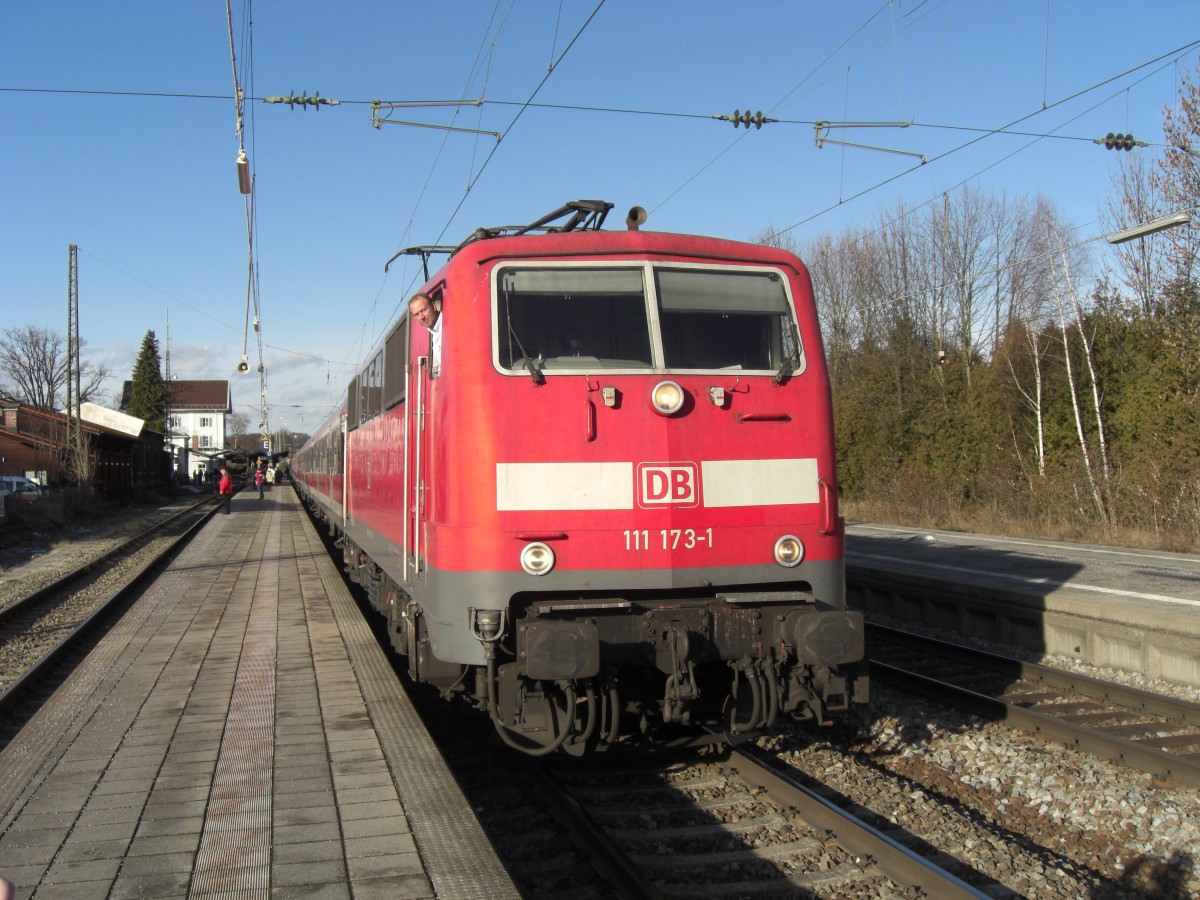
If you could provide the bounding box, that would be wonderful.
[5,486,111,532]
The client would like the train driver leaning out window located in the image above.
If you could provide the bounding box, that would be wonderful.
[408,291,442,375]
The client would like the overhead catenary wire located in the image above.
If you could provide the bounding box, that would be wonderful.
[82,251,350,368]
[328,0,606,429]
[344,0,520,377]
[426,0,608,247]
[6,83,1186,154]
[765,41,1200,339]
[226,0,270,439]
[7,9,1192,428]
[763,39,1200,244]
[316,1,516,385]
[366,0,608,351]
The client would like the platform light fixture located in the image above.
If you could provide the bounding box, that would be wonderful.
[1105,211,1191,244]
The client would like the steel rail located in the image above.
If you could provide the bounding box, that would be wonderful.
[0,504,216,717]
[870,655,1200,789]
[529,748,989,898]
[0,497,215,626]
[722,747,991,899]
[525,759,665,900]
[871,622,1200,726]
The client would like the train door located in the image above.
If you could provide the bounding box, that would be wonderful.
[406,287,443,587]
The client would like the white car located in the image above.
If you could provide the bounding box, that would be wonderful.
[0,476,45,502]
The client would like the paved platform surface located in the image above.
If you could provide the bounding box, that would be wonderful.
[0,486,519,899]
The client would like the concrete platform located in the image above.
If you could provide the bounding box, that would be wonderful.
[0,486,519,899]
[846,523,1200,688]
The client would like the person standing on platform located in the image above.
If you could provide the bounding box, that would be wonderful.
[255,465,265,499]
[218,467,234,514]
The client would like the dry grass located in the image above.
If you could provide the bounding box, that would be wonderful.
[5,487,127,534]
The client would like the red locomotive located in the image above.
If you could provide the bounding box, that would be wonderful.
[292,201,867,755]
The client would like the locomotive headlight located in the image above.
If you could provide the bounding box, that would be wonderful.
[520,542,555,576]
[774,534,805,567]
[650,380,685,416]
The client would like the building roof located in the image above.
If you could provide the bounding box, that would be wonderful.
[169,380,231,412]
[80,402,144,438]
[1,400,135,452]
[120,380,231,413]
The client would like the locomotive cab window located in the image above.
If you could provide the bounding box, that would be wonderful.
[496,267,653,371]
[655,268,802,373]
[493,264,802,376]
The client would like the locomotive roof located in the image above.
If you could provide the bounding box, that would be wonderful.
[387,200,804,283]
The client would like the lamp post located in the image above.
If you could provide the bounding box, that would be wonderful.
[1106,211,1191,244]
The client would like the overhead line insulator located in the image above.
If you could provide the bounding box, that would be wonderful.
[236,148,251,194]
[1096,132,1141,151]
[264,91,341,110]
[715,108,776,129]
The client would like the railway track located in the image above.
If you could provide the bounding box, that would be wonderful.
[528,748,990,899]
[333,525,1195,896]
[0,498,216,721]
[867,622,1200,788]
[415,685,993,900]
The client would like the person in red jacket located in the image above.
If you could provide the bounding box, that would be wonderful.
[218,467,234,514]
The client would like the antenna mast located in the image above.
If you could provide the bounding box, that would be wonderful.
[165,309,174,468]
[65,244,81,465]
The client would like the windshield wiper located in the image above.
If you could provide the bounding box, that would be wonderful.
[506,318,545,385]
[774,344,800,384]
[519,353,545,384]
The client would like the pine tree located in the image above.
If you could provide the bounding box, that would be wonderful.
[127,330,167,433]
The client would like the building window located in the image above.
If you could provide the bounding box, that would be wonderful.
[199,416,214,428]
[167,416,181,428]
[199,436,212,449]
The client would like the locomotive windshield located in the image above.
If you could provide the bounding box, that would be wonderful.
[495,264,802,374]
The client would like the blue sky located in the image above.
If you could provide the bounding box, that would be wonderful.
[2,1,1197,437]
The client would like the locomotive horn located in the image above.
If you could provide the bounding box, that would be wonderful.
[626,206,648,230]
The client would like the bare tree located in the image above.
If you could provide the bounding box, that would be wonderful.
[1004,321,1049,480]
[1000,197,1079,484]
[943,186,998,388]
[988,191,1049,354]
[64,431,97,489]
[1104,152,1168,314]
[798,230,865,387]
[0,325,110,410]
[1104,59,1199,308]
[229,409,251,440]
[1049,229,1112,526]
[1154,59,1200,290]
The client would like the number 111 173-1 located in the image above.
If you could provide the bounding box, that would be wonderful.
[623,528,713,550]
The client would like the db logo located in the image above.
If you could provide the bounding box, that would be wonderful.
[638,463,699,508]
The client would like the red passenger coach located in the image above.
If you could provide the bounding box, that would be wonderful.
[292,201,867,755]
